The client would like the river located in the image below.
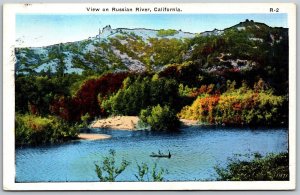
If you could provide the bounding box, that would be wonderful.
[16,126,288,182]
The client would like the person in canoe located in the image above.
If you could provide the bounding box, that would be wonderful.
[150,150,171,158]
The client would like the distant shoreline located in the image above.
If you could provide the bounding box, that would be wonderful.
[89,116,288,131]
[90,116,199,130]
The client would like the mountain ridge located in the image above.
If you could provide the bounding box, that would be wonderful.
[15,20,288,78]
[16,20,287,49]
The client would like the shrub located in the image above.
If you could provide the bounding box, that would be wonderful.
[178,83,197,97]
[178,95,220,124]
[157,29,178,37]
[95,149,167,182]
[139,104,180,131]
[15,114,79,146]
[79,113,91,128]
[95,149,130,182]
[215,152,289,181]
[178,83,286,126]
[135,162,166,182]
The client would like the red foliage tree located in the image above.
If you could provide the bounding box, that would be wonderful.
[51,72,129,121]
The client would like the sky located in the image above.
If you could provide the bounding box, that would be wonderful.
[16,14,288,47]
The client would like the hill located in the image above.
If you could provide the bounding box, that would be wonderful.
[15,25,195,74]
[15,20,288,80]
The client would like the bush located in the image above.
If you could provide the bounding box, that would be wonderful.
[218,90,285,125]
[157,29,178,37]
[139,104,180,131]
[95,149,167,182]
[178,95,219,124]
[135,162,166,182]
[15,114,79,146]
[178,82,286,126]
[215,152,289,181]
[95,149,130,182]
[79,113,91,128]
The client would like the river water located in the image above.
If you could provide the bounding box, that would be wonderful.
[16,126,288,182]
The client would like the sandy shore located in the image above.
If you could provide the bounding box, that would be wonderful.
[180,119,199,126]
[90,116,199,130]
[78,133,111,140]
[90,116,139,130]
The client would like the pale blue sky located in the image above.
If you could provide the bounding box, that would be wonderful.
[16,14,287,47]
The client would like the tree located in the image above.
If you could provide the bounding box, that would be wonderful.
[139,104,180,131]
[56,55,66,77]
[102,76,180,116]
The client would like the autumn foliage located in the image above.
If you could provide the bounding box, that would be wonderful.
[178,95,220,124]
[51,72,129,121]
[178,82,286,126]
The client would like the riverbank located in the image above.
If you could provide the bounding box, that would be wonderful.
[90,116,139,130]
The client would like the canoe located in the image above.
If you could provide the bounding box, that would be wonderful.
[150,152,171,158]
[150,154,171,158]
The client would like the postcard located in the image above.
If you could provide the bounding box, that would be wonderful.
[2,3,296,190]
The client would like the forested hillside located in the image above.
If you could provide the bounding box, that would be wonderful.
[15,20,289,145]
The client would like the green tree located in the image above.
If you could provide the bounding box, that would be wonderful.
[15,74,79,115]
[56,55,66,77]
[139,104,180,131]
[101,76,180,116]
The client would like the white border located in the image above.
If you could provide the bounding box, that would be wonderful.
[3,3,296,191]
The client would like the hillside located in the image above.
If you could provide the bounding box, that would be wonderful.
[15,20,288,80]
[15,25,196,74]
